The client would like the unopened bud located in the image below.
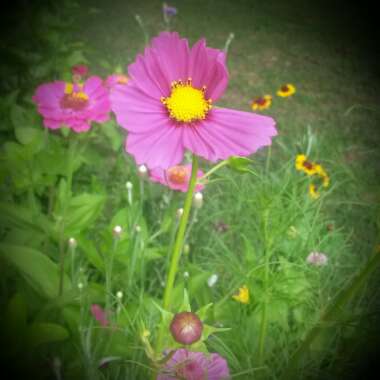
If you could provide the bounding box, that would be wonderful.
[193,192,203,209]
[207,274,218,287]
[68,237,77,248]
[78,282,84,290]
[135,225,141,233]
[176,208,184,219]
[126,181,133,190]
[116,291,123,299]
[170,311,203,345]
[113,225,123,237]
[138,164,148,178]
[184,271,189,278]
[183,244,190,255]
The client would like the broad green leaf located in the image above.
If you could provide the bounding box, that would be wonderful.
[77,237,105,271]
[3,293,28,355]
[27,322,69,349]
[100,120,123,151]
[15,127,44,146]
[0,243,71,299]
[64,193,106,235]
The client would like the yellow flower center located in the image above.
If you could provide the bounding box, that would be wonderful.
[161,79,212,123]
[61,82,89,111]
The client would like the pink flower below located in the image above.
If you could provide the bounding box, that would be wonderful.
[90,304,109,327]
[111,31,277,170]
[72,64,89,77]
[306,252,328,266]
[157,349,230,380]
[149,164,204,192]
[32,76,111,133]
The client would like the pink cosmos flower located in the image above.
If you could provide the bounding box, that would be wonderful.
[150,164,204,192]
[111,32,277,169]
[306,252,328,266]
[157,349,230,380]
[90,304,109,327]
[32,77,111,133]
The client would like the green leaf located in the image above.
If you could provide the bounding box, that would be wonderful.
[27,322,69,349]
[77,237,105,271]
[64,193,106,235]
[15,127,44,146]
[100,120,123,151]
[0,243,71,299]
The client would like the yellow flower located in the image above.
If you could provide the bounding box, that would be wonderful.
[277,83,296,97]
[315,164,330,187]
[295,154,317,176]
[251,95,272,111]
[309,183,320,199]
[232,285,249,304]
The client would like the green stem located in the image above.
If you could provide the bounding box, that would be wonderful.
[281,250,380,380]
[199,159,228,181]
[154,155,199,358]
[58,222,66,297]
[258,210,271,365]
[106,238,119,311]
[265,145,272,174]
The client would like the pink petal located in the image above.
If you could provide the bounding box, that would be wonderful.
[183,108,277,161]
[33,81,64,108]
[110,84,167,134]
[126,122,184,169]
[189,39,228,101]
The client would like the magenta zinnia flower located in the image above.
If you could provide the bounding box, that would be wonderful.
[157,349,230,380]
[33,77,111,133]
[150,164,204,192]
[111,32,277,169]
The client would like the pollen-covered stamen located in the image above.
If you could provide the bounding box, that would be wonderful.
[161,78,212,123]
[166,165,188,185]
[60,82,89,111]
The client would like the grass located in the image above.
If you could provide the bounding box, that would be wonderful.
[0,0,379,379]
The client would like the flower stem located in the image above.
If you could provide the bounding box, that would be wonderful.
[154,154,199,357]
[258,209,271,366]
[200,159,228,181]
[280,250,380,380]
[163,154,199,309]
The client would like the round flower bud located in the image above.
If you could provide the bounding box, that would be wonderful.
[78,282,84,290]
[68,237,77,248]
[116,291,123,299]
[138,164,148,178]
[176,208,184,219]
[126,181,133,190]
[170,311,203,345]
[135,224,141,233]
[183,244,190,255]
[207,274,218,287]
[193,192,203,209]
[183,271,190,278]
[113,225,123,237]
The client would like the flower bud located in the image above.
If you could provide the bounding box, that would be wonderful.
[113,225,123,237]
[126,181,133,190]
[138,164,148,178]
[183,271,189,279]
[176,208,184,219]
[78,282,84,290]
[68,237,77,248]
[116,291,123,299]
[135,224,141,233]
[193,192,203,209]
[207,274,218,287]
[170,311,203,345]
[183,244,190,255]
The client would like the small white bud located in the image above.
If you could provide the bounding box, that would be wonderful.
[184,271,189,278]
[193,192,203,209]
[78,282,84,290]
[138,164,148,178]
[68,237,77,248]
[161,281,165,287]
[183,244,190,255]
[176,208,184,219]
[135,225,141,233]
[116,291,123,299]
[207,274,218,287]
[126,181,133,190]
[113,225,123,237]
